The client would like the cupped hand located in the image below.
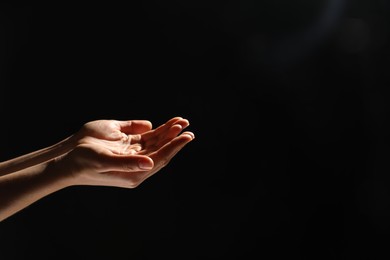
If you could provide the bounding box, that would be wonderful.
[73,116,188,154]
[61,117,195,188]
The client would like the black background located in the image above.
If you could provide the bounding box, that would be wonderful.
[1,1,390,259]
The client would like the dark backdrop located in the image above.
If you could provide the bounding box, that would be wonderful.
[1,1,390,259]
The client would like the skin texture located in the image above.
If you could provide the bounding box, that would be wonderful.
[0,116,195,222]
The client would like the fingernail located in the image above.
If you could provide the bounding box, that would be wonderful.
[139,159,153,170]
[184,132,195,140]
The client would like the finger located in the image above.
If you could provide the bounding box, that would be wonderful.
[142,118,190,144]
[175,118,190,129]
[138,132,194,180]
[131,131,194,182]
[138,120,192,155]
[155,119,191,147]
[99,154,154,172]
[151,131,195,168]
[165,117,189,131]
[155,123,187,147]
[118,120,153,135]
[142,117,183,139]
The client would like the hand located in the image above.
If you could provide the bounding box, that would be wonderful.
[72,116,189,155]
[58,117,195,188]
[0,116,195,221]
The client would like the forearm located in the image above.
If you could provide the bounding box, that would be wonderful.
[0,160,70,222]
[0,135,76,177]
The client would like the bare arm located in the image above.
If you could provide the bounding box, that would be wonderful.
[0,117,194,222]
[0,160,70,221]
[0,135,75,177]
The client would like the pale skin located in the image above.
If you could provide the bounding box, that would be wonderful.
[0,116,195,222]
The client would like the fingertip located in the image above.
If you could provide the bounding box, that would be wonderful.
[173,118,189,129]
[182,131,195,140]
[181,118,190,126]
[170,116,183,123]
[138,157,154,170]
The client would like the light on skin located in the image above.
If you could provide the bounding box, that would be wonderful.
[0,116,195,222]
